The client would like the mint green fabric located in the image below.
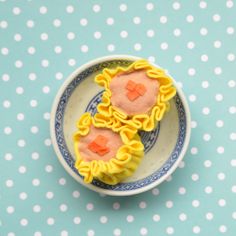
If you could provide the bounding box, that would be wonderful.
[1,1,236,235]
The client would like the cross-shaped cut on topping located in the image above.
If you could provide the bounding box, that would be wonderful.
[88,135,110,156]
[126,80,147,101]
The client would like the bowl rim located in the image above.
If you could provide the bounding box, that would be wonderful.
[50,54,191,196]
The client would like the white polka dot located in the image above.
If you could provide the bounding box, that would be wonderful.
[187,41,195,49]
[32,178,40,186]
[192,200,200,207]
[40,33,48,41]
[86,203,94,211]
[214,67,222,75]
[72,190,80,198]
[139,201,147,209]
[213,14,221,22]
[30,126,38,135]
[166,227,174,235]
[113,228,121,236]
[173,2,181,10]
[218,199,226,207]
[41,59,49,67]
[45,165,53,173]
[202,107,210,115]
[229,106,236,114]
[28,73,37,81]
[53,19,61,27]
[205,186,213,194]
[5,153,13,161]
[0,20,8,28]
[215,93,223,101]
[188,94,196,102]
[152,188,160,195]
[160,42,168,50]
[59,178,66,185]
[113,202,120,210]
[217,146,224,154]
[73,217,81,224]
[126,215,134,222]
[132,17,140,25]
[191,147,198,155]
[32,152,39,160]
[15,87,24,95]
[15,60,23,68]
[174,55,182,63]
[12,7,21,15]
[80,18,88,26]
[227,53,235,61]
[94,31,102,39]
[148,56,155,63]
[166,201,173,208]
[214,40,222,48]
[231,159,236,166]
[217,172,225,180]
[44,139,52,146]
[140,227,148,235]
[17,113,25,121]
[18,166,26,174]
[188,68,196,76]
[106,17,114,25]
[19,192,27,200]
[201,54,208,62]
[7,206,15,214]
[30,99,38,107]
[27,47,36,55]
[119,4,127,12]
[61,231,68,236]
[216,120,224,128]
[4,126,12,135]
[173,28,181,37]
[107,44,115,52]
[186,15,194,23]
[227,26,235,34]
[160,16,167,24]
[93,4,101,12]
[232,185,236,193]
[46,191,54,199]
[200,27,208,35]
[146,3,154,11]
[178,187,186,194]
[87,230,95,236]
[66,5,74,13]
[219,225,227,233]
[232,212,236,219]
[54,46,62,54]
[193,226,201,234]
[33,205,41,212]
[230,133,236,140]
[47,218,55,225]
[17,139,26,147]
[42,86,50,94]
[120,30,128,38]
[152,214,160,222]
[20,219,28,226]
[134,43,142,51]
[67,32,75,40]
[39,6,47,14]
[227,0,234,8]
[55,72,63,80]
[2,74,10,81]
[204,160,212,167]
[192,174,199,181]
[166,175,172,182]
[191,121,197,128]
[81,45,88,53]
[199,1,207,9]
[206,212,214,220]
[100,216,108,224]
[179,213,187,221]
[60,204,68,212]
[1,47,9,55]
[228,80,236,89]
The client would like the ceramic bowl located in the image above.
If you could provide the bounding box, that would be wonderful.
[50,55,191,196]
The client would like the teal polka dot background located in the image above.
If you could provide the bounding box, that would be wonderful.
[1,0,236,235]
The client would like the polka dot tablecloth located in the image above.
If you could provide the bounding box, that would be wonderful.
[1,0,236,235]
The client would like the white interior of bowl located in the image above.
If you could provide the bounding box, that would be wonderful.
[50,55,191,196]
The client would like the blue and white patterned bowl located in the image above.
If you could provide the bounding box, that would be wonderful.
[50,55,191,196]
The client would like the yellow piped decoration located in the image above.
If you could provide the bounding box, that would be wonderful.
[95,59,176,131]
[73,113,144,185]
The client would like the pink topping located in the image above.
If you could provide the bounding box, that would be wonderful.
[78,125,123,162]
[110,70,159,115]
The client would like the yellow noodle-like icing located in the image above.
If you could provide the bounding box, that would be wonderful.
[73,113,144,185]
[95,59,176,131]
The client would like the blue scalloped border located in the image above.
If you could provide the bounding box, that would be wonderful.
[55,60,186,191]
